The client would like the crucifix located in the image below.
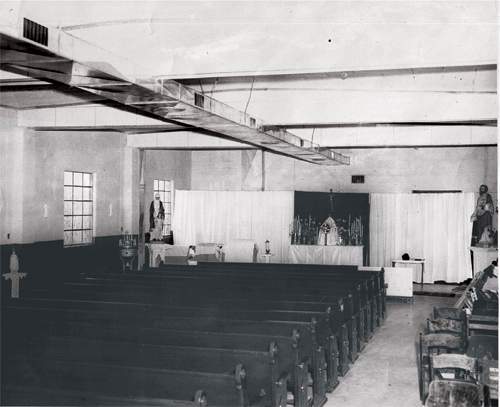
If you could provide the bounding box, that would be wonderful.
[329,189,335,213]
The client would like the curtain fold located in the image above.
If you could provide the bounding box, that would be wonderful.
[370,193,476,283]
[173,190,294,263]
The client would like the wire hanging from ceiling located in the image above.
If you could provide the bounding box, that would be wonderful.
[244,77,255,114]
[211,78,218,97]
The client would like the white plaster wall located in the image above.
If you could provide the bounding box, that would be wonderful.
[11,129,128,243]
[188,146,497,199]
[191,151,243,191]
[0,108,24,245]
[264,147,497,195]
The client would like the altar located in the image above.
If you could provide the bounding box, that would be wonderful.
[288,245,364,266]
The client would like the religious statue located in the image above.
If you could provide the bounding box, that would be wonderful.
[470,184,494,246]
[10,247,19,273]
[149,193,165,241]
[318,216,340,246]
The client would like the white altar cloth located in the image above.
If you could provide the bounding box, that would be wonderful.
[288,245,364,266]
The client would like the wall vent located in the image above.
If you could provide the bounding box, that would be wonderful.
[23,18,48,46]
[194,93,205,108]
[352,175,365,184]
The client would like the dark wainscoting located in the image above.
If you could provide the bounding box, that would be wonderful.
[1,236,134,297]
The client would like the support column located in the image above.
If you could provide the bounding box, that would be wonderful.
[138,149,146,269]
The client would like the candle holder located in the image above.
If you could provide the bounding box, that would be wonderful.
[119,230,138,272]
[265,240,270,254]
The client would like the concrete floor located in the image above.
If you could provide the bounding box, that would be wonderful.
[324,294,457,407]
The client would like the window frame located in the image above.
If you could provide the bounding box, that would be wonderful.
[63,170,94,247]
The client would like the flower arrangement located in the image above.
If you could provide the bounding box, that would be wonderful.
[290,215,319,245]
[478,225,498,248]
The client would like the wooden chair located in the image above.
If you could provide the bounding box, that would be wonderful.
[426,318,467,353]
[466,335,498,406]
[419,333,464,404]
[433,307,467,323]
[429,354,478,383]
[425,380,482,407]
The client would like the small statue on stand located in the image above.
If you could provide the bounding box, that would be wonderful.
[3,247,27,298]
[10,247,19,273]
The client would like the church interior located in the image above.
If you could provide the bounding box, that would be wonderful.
[0,1,498,406]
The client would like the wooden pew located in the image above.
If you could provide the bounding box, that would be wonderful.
[3,304,320,407]
[58,279,360,366]
[2,384,208,407]
[191,262,387,324]
[76,279,367,345]
[4,262,382,407]
[3,354,253,407]
[23,279,355,374]
[84,270,365,359]
[6,288,339,396]
[139,265,374,332]
[4,329,287,407]
[3,298,330,407]
[139,263,379,336]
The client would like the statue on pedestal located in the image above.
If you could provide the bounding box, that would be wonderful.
[3,247,27,298]
[149,193,165,241]
[471,184,495,247]
[10,247,19,273]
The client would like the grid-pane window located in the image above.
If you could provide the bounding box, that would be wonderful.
[154,179,173,236]
[64,171,93,246]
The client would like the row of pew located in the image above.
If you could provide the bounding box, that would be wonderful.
[2,261,387,406]
[418,266,498,407]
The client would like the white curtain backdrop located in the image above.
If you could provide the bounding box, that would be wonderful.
[172,190,294,263]
[370,193,476,283]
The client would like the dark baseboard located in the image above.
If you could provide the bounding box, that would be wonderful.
[413,291,456,297]
[387,296,414,304]
[1,236,132,296]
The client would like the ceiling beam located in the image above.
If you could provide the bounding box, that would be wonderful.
[171,63,497,83]
[0,23,349,166]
